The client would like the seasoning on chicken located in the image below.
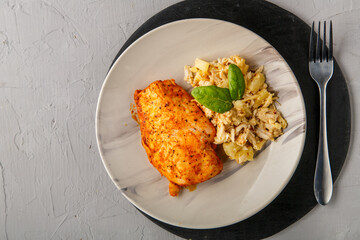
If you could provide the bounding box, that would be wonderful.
[134,80,223,196]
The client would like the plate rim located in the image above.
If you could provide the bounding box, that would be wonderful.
[95,18,307,229]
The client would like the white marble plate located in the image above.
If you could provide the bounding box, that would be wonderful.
[96,19,306,229]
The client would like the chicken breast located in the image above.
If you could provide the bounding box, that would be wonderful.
[134,80,223,196]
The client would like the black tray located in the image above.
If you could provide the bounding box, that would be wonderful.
[110,0,351,239]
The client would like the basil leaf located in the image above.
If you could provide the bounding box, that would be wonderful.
[191,86,233,113]
[228,64,245,100]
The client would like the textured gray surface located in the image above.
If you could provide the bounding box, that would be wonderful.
[0,0,359,239]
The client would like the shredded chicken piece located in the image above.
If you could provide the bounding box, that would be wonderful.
[184,55,287,164]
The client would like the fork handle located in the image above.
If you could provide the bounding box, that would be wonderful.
[314,84,333,205]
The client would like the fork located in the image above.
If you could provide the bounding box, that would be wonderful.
[309,21,334,205]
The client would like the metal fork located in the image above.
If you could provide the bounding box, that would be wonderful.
[309,21,334,205]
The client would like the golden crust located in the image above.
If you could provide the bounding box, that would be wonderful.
[134,80,223,196]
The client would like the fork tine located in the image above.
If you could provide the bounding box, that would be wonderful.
[322,21,327,61]
[329,20,333,60]
[309,21,315,62]
[316,21,321,62]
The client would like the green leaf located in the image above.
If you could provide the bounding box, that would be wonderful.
[191,86,233,113]
[228,64,245,100]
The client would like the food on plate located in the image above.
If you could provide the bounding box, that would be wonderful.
[228,63,245,100]
[134,80,223,197]
[184,55,287,164]
[190,63,246,113]
[191,85,233,113]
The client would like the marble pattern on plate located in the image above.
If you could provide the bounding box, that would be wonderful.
[96,19,306,229]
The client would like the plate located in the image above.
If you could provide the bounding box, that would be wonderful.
[96,18,306,229]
